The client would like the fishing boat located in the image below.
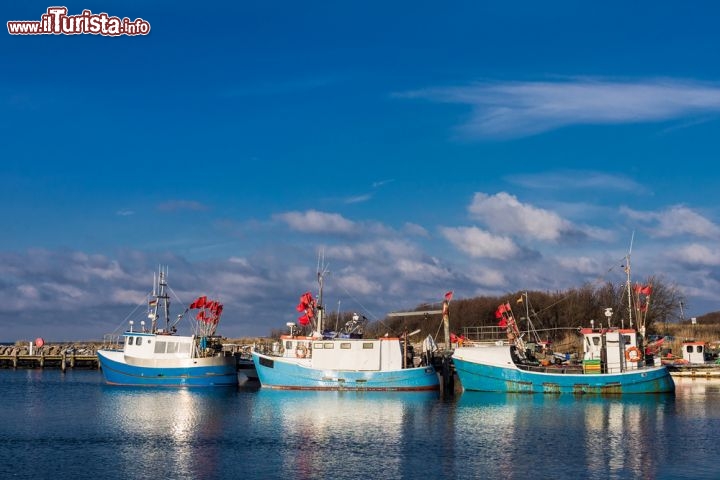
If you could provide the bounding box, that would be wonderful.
[453,323,675,394]
[97,267,238,387]
[453,251,675,394]
[252,262,440,391]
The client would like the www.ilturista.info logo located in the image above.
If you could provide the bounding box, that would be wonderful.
[7,7,151,36]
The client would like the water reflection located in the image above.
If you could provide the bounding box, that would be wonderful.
[99,386,237,479]
[454,392,676,479]
[247,390,444,479]
[7,370,720,479]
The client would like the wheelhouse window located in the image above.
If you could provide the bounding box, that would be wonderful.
[136,337,143,346]
[126,337,134,346]
[154,341,166,354]
[363,343,374,349]
[340,343,351,349]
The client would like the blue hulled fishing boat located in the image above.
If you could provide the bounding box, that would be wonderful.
[452,327,675,394]
[453,249,675,395]
[252,260,440,391]
[97,267,237,387]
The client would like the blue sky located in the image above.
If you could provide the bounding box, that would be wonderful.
[3,1,720,341]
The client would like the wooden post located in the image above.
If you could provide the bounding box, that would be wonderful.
[61,353,66,373]
[39,353,44,368]
[12,350,17,369]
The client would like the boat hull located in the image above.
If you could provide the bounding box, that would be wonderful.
[453,347,675,394]
[97,349,238,387]
[252,351,439,391]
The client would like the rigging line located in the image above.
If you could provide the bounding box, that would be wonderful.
[432,316,444,344]
[530,295,572,317]
[167,285,186,305]
[166,285,192,330]
[336,282,379,321]
[528,259,626,318]
[109,290,154,335]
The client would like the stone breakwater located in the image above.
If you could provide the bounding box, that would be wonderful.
[0,343,99,357]
[0,343,100,369]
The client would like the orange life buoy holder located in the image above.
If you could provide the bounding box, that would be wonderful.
[625,346,643,362]
[295,344,308,358]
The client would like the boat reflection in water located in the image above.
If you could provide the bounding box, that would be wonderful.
[247,390,444,478]
[454,391,679,479]
[97,386,236,479]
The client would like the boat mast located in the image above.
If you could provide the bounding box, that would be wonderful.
[314,251,329,337]
[149,270,158,332]
[160,266,170,332]
[625,232,634,331]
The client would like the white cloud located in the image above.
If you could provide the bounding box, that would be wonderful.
[372,179,395,188]
[344,193,373,204]
[464,266,507,288]
[621,205,720,238]
[403,222,429,237]
[336,273,382,296]
[110,288,149,305]
[557,255,607,275]
[440,226,519,259]
[17,284,40,300]
[401,78,720,139]
[274,210,355,234]
[507,170,649,194]
[672,244,720,266]
[469,192,572,241]
[395,258,452,280]
[228,256,250,266]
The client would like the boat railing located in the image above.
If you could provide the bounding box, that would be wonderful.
[102,334,124,350]
[462,325,511,343]
[517,363,584,374]
[516,362,647,375]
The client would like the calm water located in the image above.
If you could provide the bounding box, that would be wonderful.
[0,370,718,480]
